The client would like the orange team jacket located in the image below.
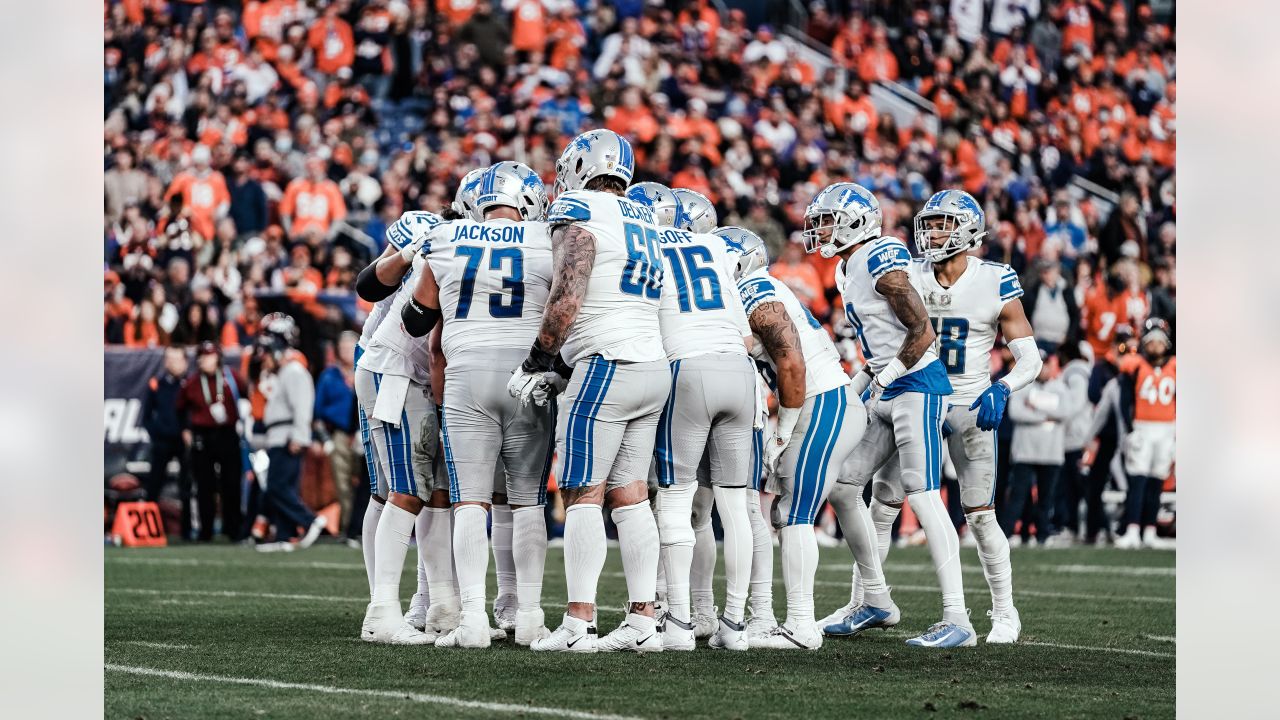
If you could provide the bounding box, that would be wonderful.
[1121,354,1176,423]
[1083,286,1147,359]
[280,178,347,236]
[164,171,230,241]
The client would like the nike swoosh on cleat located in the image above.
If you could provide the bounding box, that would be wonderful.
[636,635,653,646]
[567,638,581,648]
[779,630,811,650]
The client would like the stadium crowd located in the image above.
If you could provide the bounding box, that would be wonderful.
[104,0,1175,546]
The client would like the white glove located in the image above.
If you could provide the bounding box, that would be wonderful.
[398,232,427,262]
[529,370,570,407]
[506,368,543,408]
[753,375,770,431]
[765,405,801,475]
[864,376,887,417]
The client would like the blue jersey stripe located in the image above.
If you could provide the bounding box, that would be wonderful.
[561,357,603,487]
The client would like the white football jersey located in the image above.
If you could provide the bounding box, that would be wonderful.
[360,252,431,385]
[909,256,1024,403]
[836,236,941,371]
[544,190,666,365]
[424,219,553,363]
[656,228,749,360]
[737,269,847,399]
[359,210,444,352]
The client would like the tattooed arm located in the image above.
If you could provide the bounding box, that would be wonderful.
[535,224,596,357]
[748,301,807,409]
[876,269,936,374]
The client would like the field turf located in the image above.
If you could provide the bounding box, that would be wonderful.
[105,541,1174,719]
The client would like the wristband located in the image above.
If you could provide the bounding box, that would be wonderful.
[874,358,907,389]
[520,342,557,373]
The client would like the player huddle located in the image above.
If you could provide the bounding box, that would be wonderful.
[345,128,1045,653]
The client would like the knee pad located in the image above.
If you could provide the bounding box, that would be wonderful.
[691,484,714,530]
[871,477,905,506]
[657,484,696,547]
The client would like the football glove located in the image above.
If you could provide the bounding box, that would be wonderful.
[765,405,801,475]
[969,382,1011,431]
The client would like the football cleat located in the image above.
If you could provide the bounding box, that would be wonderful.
[691,606,718,639]
[514,608,550,646]
[297,516,328,549]
[434,610,492,649]
[493,594,518,632]
[659,612,696,651]
[823,603,901,637]
[387,621,435,646]
[746,609,779,641]
[404,592,429,631]
[531,614,597,653]
[750,622,823,650]
[361,600,402,643]
[906,621,977,648]
[254,540,295,553]
[1142,527,1175,550]
[709,615,748,651]
[424,601,461,635]
[986,607,1021,644]
[597,613,663,653]
[817,599,861,631]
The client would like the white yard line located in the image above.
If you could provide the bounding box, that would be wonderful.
[1142,635,1176,643]
[105,664,646,720]
[110,588,361,603]
[115,641,193,650]
[1053,564,1175,577]
[106,557,365,571]
[1021,641,1174,658]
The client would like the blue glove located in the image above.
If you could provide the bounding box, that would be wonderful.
[969,382,1011,431]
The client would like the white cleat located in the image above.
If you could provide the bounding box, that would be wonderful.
[254,541,295,553]
[387,621,435,645]
[531,614,597,653]
[906,620,977,648]
[1142,527,1175,550]
[691,606,718,639]
[361,600,402,643]
[746,609,779,642]
[493,594,518,631]
[404,592,429,631]
[298,515,328,549]
[986,608,1021,644]
[597,614,662,653]
[709,616,748,651]
[514,608,550,646]
[424,602,461,635]
[658,613,696,651]
[751,621,822,650]
[1114,526,1142,549]
[434,610,493,649]
[817,599,860,630]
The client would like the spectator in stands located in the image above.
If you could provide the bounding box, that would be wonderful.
[142,346,192,538]
[1002,349,1074,546]
[105,149,149,224]
[163,145,229,244]
[313,331,359,533]
[280,156,347,240]
[770,240,829,321]
[177,342,247,543]
[1022,257,1080,353]
[227,151,268,237]
[1053,340,1093,543]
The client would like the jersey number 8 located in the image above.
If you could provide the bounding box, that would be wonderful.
[455,245,525,319]
[621,223,663,299]
[931,316,969,374]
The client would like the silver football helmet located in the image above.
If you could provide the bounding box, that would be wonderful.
[913,189,987,262]
[673,188,717,233]
[453,168,486,221]
[554,129,635,196]
[714,225,768,280]
[475,161,549,221]
[626,182,680,227]
[802,182,882,258]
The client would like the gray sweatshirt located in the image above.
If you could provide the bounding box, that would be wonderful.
[1060,359,1094,452]
[263,360,314,449]
[1007,374,1083,465]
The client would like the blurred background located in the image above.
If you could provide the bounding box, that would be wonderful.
[102,0,1176,550]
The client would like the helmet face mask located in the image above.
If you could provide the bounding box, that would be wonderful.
[714,225,768,280]
[554,130,634,195]
[475,161,548,221]
[913,189,986,262]
[802,182,881,258]
[626,182,680,227]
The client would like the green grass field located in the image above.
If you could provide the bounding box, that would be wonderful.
[105,541,1174,719]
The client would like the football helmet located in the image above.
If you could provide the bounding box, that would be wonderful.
[554,129,634,196]
[802,182,882,258]
[914,189,987,262]
[626,182,681,227]
[673,188,717,233]
[714,225,768,280]
[475,161,548,221]
[453,168,486,221]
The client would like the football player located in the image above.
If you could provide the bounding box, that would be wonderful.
[353,209,446,625]
[629,183,756,651]
[402,161,555,647]
[724,227,866,650]
[1112,318,1175,550]
[804,182,975,648]
[821,189,1042,644]
[507,130,668,653]
[353,209,451,645]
